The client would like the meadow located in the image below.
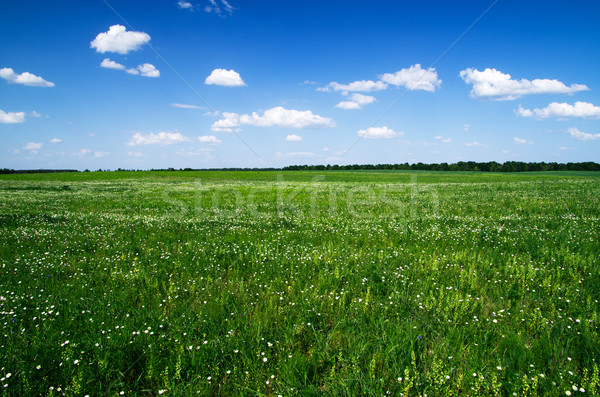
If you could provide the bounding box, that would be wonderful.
[0,170,599,396]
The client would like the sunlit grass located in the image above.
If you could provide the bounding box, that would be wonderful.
[0,171,599,395]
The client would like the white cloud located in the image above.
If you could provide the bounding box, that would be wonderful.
[318,80,387,93]
[178,0,193,9]
[513,137,532,145]
[101,60,159,78]
[128,131,191,146]
[285,134,303,141]
[515,105,534,118]
[335,101,360,110]
[357,126,402,139]
[466,141,488,147]
[197,135,222,144]
[567,127,600,141]
[212,107,335,132]
[516,102,600,119]
[205,68,245,87]
[23,142,43,154]
[0,109,26,124]
[460,68,589,101]
[379,64,441,92]
[94,151,109,158]
[137,63,160,78]
[127,151,143,157]
[204,0,235,15]
[463,124,470,132]
[171,103,204,109]
[78,148,92,156]
[100,58,126,70]
[434,136,451,143]
[90,25,151,54]
[335,93,376,110]
[49,138,62,143]
[0,67,54,87]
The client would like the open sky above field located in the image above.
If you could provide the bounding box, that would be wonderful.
[1,0,600,169]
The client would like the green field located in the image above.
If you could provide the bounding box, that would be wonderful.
[0,171,599,396]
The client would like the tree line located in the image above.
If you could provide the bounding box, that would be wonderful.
[282,161,600,172]
[1,161,600,174]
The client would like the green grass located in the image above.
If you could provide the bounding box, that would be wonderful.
[0,171,599,396]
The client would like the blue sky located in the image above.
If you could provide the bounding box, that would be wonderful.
[1,0,600,170]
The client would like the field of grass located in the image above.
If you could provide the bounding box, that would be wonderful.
[0,170,599,396]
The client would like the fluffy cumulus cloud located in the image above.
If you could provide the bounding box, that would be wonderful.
[90,25,151,54]
[318,80,387,93]
[101,59,159,78]
[212,107,335,132]
[128,131,191,146]
[197,135,222,144]
[205,68,245,87]
[178,0,193,9]
[460,68,589,101]
[136,63,160,78]
[335,93,376,110]
[516,102,600,119]
[0,67,54,87]
[23,142,43,154]
[100,58,125,70]
[357,126,402,139]
[434,136,451,143]
[49,138,62,143]
[379,64,441,92]
[0,109,26,124]
[285,134,303,141]
[513,137,532,145]
[567,128,600,141]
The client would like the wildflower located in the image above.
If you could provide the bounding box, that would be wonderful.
[263,357,268,362]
